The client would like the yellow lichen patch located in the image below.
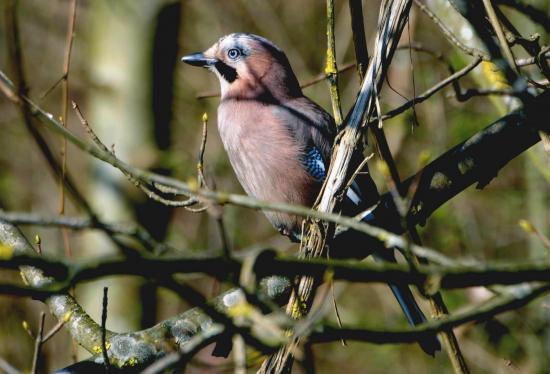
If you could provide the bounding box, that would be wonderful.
[92,342,110,354]
[290,298,307,319]
[0,243,14,260]
[325,48,337,76]
[202,112,208,122]
[227,300,254,318]
[126,357,138,367]
[62,310,73,322]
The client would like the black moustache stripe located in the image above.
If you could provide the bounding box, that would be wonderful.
[215,61,238,83]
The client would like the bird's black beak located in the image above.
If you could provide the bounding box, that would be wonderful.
[181,53,217,68]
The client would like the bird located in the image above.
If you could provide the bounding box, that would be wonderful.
[182,33,440,356]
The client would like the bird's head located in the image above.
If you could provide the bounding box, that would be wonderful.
[182,33,302,101]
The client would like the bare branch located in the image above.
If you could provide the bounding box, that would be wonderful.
[30,312,45,374]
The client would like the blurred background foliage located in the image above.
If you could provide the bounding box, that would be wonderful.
[0,0,548,372]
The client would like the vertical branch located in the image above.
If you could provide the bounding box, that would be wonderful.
[326,0,344,126]
[233,334,247,374]
[196,113,231,257]
[30,312,45,374]
[197,113,209,188]
[481,0,518,74]
[349,3,469,372]
[59,0,77,258]
[408,229,470,374]
[448,0,519,87]
[59,0,77,213]
[101,287,111,372]
[348,0,369,79]
[4,0,99,225]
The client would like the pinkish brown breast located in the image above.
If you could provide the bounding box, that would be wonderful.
[218,99,320,237]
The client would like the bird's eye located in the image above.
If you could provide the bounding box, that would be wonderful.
[227,48,241,60]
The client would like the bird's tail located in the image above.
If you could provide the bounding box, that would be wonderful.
[387,282,441,356]
[330,197,442,355]
[356,207,441,356]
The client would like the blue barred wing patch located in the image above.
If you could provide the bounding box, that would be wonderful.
[302,147,364,207]
[302,147,326,181]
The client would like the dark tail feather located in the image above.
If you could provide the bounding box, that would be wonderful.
[353,207,441,355]
[336,198,441,355]
[388,282,441,356]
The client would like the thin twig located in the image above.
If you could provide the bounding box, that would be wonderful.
[452,87,520,101]
[140,327,224,374]
[301,62,356,89]
[42,319,66,344]
[482,0,518,73]
[4,1,92,216]
[196,113,231,254]
[413,0,487,59]
[518,219,550,249]
[72,101,201,208]
[30,312,45,374]
[326,0,344,126]
[101,287,111,372]
[4,3,145,266]
[0,210,178,255]
[72,100,110,154]
[197,113,209,188]
[39,73,66,100]
[372,57,482,123]
[189,113,209,213]
[58,0,77,259]
[309,284,550,344]
[496,0,550,33]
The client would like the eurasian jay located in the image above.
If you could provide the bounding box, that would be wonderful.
[182,33,440,355]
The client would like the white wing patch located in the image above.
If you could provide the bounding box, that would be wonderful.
[346,180,363,206]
